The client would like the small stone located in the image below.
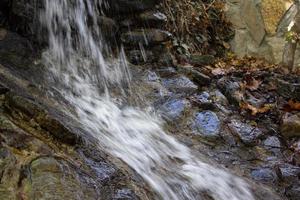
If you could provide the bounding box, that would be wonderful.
[189,54,215,66]
[278,164,300,181]
[145,71,159,82]
[228,119,263,145]
[113,188,138,200]
[156,67,177,77]
[191,92,215,110]
[162,76,198,94]
[263,136,281,148]
[251,168,277,182]
[285,183,300,200]
[217,77,243,106]
[139,11,167,26]
[160,99,187,120]
[177,65,211,86]
[121,29,171,46]
[193,111,221,139]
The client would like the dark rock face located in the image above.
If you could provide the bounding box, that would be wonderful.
[0,67,149,200]
[121,29,171,46]
[107,0,159,13]
[0,30,34,68]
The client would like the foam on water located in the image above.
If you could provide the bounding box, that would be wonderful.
[41,0,254,199]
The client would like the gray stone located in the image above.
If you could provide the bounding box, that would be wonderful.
[121,29,172,46]
[251,168,277,182]
[107,0,159,13]
[193,111,221,139]
[281,113,300,138]
[228,119,263,145]
[217,77,242,106]
[278,164,300,181]
[160,98,188,120]
[139,11,167,27]
[162,76,198,94]
[113,189,138,200]
[263,136,281,148]
[285,183,300,200]
[189,54,215,66]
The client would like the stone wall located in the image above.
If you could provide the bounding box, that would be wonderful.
[225,0,299,66]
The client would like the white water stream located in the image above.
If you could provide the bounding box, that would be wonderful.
[41,0,255,199]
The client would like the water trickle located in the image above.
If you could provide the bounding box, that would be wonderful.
[40,0,254,199]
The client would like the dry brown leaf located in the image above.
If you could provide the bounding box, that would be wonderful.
[287,100,300,111]
[240,102,273,115]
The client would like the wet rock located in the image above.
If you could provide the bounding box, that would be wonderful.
[278,163,300,181]
[263,136,281,148]
[146,71,160,82]
[139,11,167,27]
[189,54,215,66]
[276,78,300,100]
[160,98,188,120]
[128,49,155,64]
[156,67,177,77]
[113,188,138,200]
[190,92,215,110]
[23,157,99,199]
[211,90,228,106]
[5,93,80,145]
[193,111,221,139]
[0,30,34,68]
[162,76,198,94]
[189,70,211,86]
[99,16,118,39]
[285,183,300,200]
[177,65,211,86]
[281,113,300,138]
[157,51,175,66]
[217,77,243,105]
[121,29,172,46]
[107,0,159,13]
[228,119,263,145]
[9,0,43,40]
[251,168,277,182]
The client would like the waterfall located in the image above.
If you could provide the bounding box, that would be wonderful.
[40,0,254,199]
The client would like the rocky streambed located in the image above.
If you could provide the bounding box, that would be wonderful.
[0,0,300,200]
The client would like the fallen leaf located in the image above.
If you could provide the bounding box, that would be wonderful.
[288,99,300,111]
[240,102,273,115]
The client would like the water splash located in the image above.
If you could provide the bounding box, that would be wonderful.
[41,0,254,199]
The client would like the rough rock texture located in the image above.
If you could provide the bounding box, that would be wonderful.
[225,0,299,66]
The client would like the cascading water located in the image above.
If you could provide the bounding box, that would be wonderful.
[40,0,255,199]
